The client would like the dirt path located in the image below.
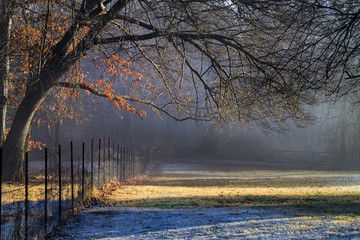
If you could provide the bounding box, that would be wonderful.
[49,163,360,239]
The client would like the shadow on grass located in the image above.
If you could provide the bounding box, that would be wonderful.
[50,205,297,239]
[144,177,360,188]
[49,196,360,239]
[114,194,360,216]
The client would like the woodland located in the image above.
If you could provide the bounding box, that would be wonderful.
[0,0,359,180]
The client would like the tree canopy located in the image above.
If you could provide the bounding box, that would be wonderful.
[1,0,359,179]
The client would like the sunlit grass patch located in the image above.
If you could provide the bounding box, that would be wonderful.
[2,182,47,204]
[1,181,86,204]
[104,174,360,216]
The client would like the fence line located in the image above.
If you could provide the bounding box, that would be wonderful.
[0,137,151,239]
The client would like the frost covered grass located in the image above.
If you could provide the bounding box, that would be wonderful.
[50,206,360,239]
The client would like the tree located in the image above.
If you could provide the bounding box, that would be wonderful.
[0,0,17,146]
[3,0,350,180]
[283,0,360,98]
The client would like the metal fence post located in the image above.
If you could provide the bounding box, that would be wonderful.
[58,145,62,223]
[70,142,74,210]
[91,139,94,190]
[132,148,135,177]
[112,140,114,181]
[122,147,124,180]
[129,148,131,178]
[132,148,134,177]
[124,147,127,180]
[126,148,129,180]
[44,148,48,233]
[82,142,85,200]
[141,149,145,174]
[108,137,110,181]
[117,144,119,181]
[133,148,136,177]
[131,148,134,178]
[135,149,138,176]
[123,147,126,181]
[0,147,2,239]
[25,152,28,240]
[127,147,131,179]
[143,150,146,174]
[120,147,123,181]
[98,138,101,189]
[103,138,105,184]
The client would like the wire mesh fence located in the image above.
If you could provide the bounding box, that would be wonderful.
[0,137,150,239]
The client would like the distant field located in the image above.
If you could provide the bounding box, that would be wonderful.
[104,163,360,216]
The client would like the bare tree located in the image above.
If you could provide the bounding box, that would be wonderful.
[0,0,17,146]
[4,0,349,179]
[284,1,360,98]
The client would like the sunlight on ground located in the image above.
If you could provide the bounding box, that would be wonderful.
[106,177,360,202]
[1,182,84,204]
[103,165,360,215]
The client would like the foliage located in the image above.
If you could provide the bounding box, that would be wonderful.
[5,0,147,151]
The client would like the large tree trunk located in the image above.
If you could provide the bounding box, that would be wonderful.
[0,3,11,146]
[2,87,51,180]
[2,66,68,181]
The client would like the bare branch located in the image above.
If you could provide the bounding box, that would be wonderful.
[57,81,210,122]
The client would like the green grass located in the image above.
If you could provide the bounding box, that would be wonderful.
[124,194,360,217]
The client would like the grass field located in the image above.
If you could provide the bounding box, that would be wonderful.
[1,180,85,204]
[102,163,360,217]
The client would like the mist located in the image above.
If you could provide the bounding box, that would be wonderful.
[27,86,360,172]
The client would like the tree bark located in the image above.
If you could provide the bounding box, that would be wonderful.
[2,87,50,180]
[2,65,69,181]
[0,2,11,146]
